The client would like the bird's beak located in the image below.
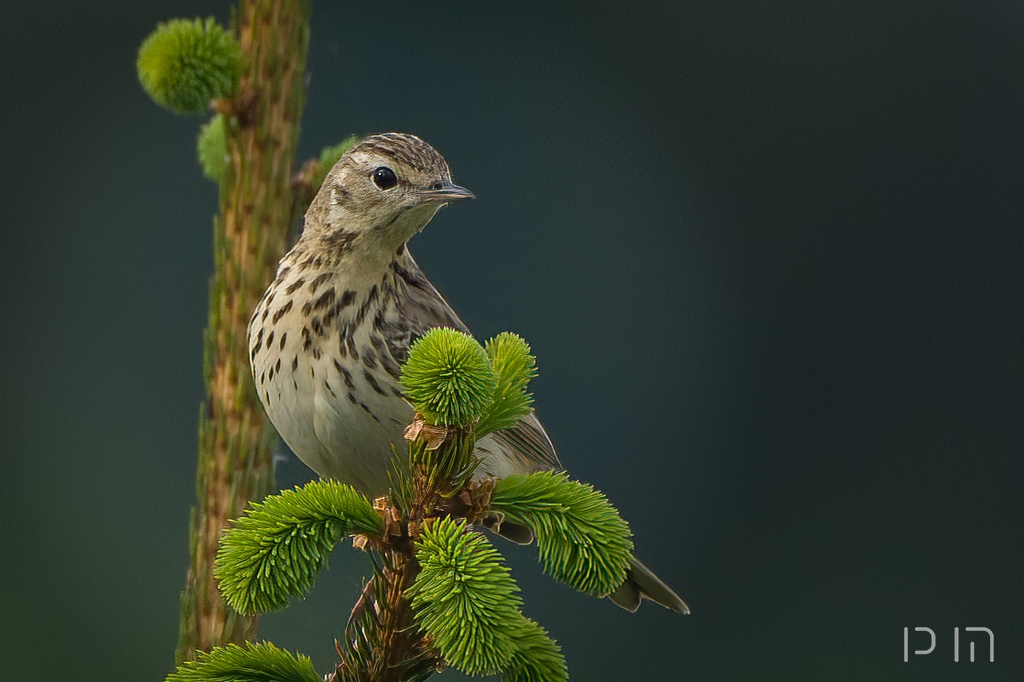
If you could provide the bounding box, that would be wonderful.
[417,182,475,203]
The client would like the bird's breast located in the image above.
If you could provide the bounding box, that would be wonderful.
[248,263,416,495]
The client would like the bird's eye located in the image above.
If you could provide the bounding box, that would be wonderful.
[371,166,398,190]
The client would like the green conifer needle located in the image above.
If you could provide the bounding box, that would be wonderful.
[197,114,227,182]
[137,17,243,115]
[166,641,319,682]
[214,481,382,615]
[409,517,523,674]
[477,332,537,437]
[401,328,497,426]
[502,618,568,682]
[490,471,634,597]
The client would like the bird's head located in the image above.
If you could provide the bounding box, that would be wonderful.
[305,133,474,258]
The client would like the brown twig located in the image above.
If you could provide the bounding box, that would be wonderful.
[326,418,485,681]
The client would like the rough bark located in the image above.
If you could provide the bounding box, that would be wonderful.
[177,0,312,663]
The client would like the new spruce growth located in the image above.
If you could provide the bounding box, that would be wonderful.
[401,328,498,427]
[196,114,227,182]
[477,333,538,437]
[137,18,243,115]
[491,472,633,597]
[170,329,640,681]
[409,517,524,675]
[215,481,383,614]
[167,642,319,682]
[137,17,350,187]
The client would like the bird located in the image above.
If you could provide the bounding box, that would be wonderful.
[248,132,688,614]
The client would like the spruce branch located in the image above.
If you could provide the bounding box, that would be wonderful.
[333,553,435,682]
[215,481,383,615]
[197,114,228,182]
[327,330,562,680]
[166,641,319,682]
[334,573,390,681]
[137,18,243,115]
[408,517,523,675]
[172,320,641,680]
[476,333,537,438]
[501,618,568,682]
[489,471,634,597]
[401,328,497,427]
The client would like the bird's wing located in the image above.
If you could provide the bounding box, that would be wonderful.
[489,411,562,472]
[389,251,472,350]
[397,251,562,473]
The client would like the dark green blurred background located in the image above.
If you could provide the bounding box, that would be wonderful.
[1,1,1021,679]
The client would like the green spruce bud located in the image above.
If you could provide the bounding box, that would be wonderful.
[166,642,319,682]
[214,481,382,615]
[490,472,634,597]
[410,517,523,674]
[476,332,537,437]
[401,328,497,427]
[502,618,568,682]
[137,17,243,115]
[197,114,227,182]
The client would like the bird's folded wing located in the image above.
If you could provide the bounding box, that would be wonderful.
[491,411,562,473]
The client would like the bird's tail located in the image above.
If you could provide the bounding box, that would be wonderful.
[484,517,535,545]
[610,556,690,614]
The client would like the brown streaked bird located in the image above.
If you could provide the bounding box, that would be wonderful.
[248,132,688,613]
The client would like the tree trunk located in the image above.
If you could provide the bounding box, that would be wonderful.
[177,0,312,663]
